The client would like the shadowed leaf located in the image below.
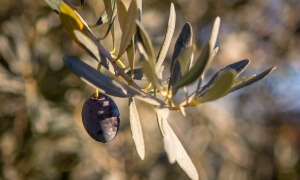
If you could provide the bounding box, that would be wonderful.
[226,59,250,75]
[129,97,145,160]
[126,68,143,80]
[64,56,164,105]
[169,23,193,91]
[156,3,176,79]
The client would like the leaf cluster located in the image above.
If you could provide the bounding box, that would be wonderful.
[43,0,275,179]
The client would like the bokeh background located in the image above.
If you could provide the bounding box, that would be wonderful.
[0,0,299,179]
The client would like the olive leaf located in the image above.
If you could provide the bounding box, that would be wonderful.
[136,21,160,90]
[231,66,276,92]
[156,108,176,163]
[225,59,250,75]
[172,43,210,92]
[74,30,100,61]
[64,56,164,105]
[103,0,116,21]
[156,108,199,180]
[44,0,62,12]
[196,47,219,92]
[129,97,145,160]
[136,0,142,21]
[90,11,108,27]
[178,45,194,76]
[169,23,193,90]
[74,30,114,73]
[195,17,221,91]
[117,0,138,59]
[209,16,220,51]
[117,0,127,30]
[156,3,176,79]
[126,39,135,74]
[196,69,237,103]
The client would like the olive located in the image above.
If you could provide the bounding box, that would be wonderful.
[81,93,120,143]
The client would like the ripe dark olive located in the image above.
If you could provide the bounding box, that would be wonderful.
[81,93,120,143]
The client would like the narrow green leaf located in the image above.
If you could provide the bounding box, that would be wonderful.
[196,69,237,103]
[196,47,219,92]
[136,20,155,60]
[136,21,160,89]
[64,56,164,105]
[231,66,276,92]
[156,3,176,79]
[177,45,194,76]
[129,97,145,160]
[209,16,220,51]
[117,0,138,59]
[172,43,210,91]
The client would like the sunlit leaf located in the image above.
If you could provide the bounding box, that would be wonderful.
[117,0,127,30]
[156,108,176,163]
[64,56,164,105]
[231,66,276,92]
[126,39,135,74]
[103,0,116,21]
[117,0,138,59]
[156,108,199,180]
[196,69,237,103]
[209,16,220,51]
[129,97,145,160]
[74,30,99,61]
[44,0,62,12]
[156,3,176,79]
[172,43,210,92]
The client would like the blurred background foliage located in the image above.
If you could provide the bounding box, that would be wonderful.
[0,0,299,179]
